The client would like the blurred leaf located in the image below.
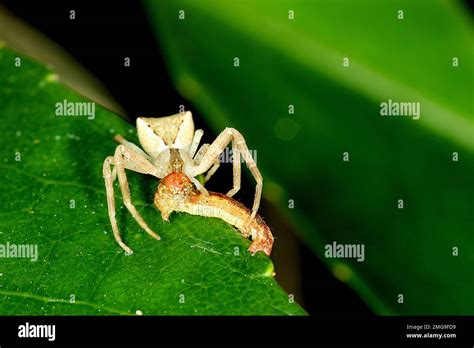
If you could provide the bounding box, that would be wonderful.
[0,5,125,116]
[146,0,474,314]
[0,46,305,315]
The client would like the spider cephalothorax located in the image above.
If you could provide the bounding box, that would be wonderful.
[103,111,262,254]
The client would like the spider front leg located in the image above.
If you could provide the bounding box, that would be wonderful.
[193,143,219,184]
[193,141,240,192]
[184,144,210,196]
[190,131,226,189]
[190,127,262,223]
[226,140,241,198]
[189,129,204,159]
[103,156,131,254]
[103,141,161,254]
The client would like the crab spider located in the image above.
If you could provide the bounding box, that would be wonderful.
[102,111,262,254]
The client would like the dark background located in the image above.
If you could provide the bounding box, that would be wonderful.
[6,0,470,316]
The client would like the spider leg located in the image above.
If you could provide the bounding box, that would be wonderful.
[103,156,133,254]
[191,176,209,196]
[194,143,221,184]
[115,134,152,159]
[226,140,241,197]
[190,127,262,222]
[103,144,161,254]
[190,143,211,195]
[204,160,220,183]
[114,145,161,240]
[193,143,209,165]
[232,133,261,222]
[189,129,204,159]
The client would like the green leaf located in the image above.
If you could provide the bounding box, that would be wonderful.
[145,0,474,314]
[0,46,306,315]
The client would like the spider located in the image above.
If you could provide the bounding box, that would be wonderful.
[102,111,262,254]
